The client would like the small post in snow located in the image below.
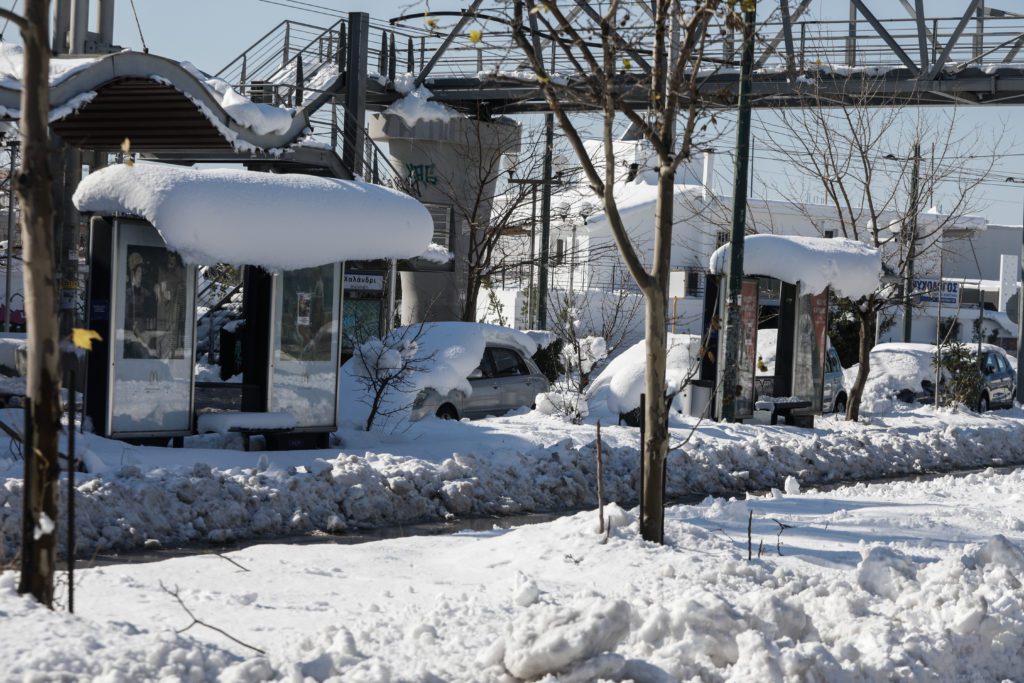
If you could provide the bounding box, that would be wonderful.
[596,421,604,534]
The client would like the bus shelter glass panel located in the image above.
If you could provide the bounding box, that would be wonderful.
[791,289,828,413]
[270,263,342,428]
[110,220,196,436]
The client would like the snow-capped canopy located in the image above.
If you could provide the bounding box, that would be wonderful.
[710,234,881,299]
[0,43,98,90]
[73,163,433,269]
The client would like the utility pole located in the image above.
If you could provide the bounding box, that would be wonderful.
[903,143,921,343]
[720,5,756,422]
[1006,176,1024,403]
[536,113,554,330]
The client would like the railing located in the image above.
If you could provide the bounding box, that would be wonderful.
[383,5,1024,84]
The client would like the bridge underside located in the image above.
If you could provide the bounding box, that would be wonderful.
[363,67,1024,116]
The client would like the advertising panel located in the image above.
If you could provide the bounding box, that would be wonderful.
[270,263,342,429]
[790,289,828,414]
[109,221,196,436]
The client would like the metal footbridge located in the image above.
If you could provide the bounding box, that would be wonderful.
[1,1,1021,177]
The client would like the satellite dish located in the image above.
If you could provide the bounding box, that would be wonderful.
[1008,293,1020,324]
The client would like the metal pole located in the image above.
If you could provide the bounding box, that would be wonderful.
[903,144,921,343]
[721,6,756,423]
[67,367,76,613]
[4,141,15,333]
[536,113,554,329]
[528,185,536,328]
[1018,196,1024,403]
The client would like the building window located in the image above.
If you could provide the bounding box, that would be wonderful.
[422,203,453,250]
[823,230,835,239]
[715,231,730,249]
[554,238,565,265]
[686,270,702,297]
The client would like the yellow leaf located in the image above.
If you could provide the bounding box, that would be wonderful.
[120,137,131,154]
[741,0,756,11]
[71,328,102,351]
[536,74,549,84]
[469,29,482,44]
[623,58,632,70]
[425,17,438,29]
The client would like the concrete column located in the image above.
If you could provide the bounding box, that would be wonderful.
[52,0,72,54]
[70,0,89,53]
[97,0,115,45]
[368,113,519,324]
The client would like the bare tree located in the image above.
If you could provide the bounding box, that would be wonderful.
[429,121,575,322]
[544,278,642,421]
[0,0,62,606]
[349,323,435,431]
[502,0,736,542]
[758,84,997,420]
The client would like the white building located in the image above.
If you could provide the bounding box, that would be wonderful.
[483,137,1017,350]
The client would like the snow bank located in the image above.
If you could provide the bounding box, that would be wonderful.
[72,163,433,268]
[384,85,457,126]
[587,333,702,415]
[710,234,882,299]
[339,322,539,428]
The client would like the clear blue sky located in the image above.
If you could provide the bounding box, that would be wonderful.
[41,1,1024,227]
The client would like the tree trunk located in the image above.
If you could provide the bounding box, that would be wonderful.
[17,0,61,607]
[845,308,875,422]
[638,166,674,544]
[462,268,480,322]
[640,287,669,542]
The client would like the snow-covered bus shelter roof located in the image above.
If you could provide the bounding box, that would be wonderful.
[710,234,882,300]
[72,163,433,270]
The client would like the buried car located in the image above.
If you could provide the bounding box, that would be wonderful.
[410,344,549,421]
[339,322,548,428]
[847,342,1016,412]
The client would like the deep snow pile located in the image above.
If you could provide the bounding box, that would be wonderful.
[844,342,938,411]
[710,234,882,299]
[5,468,1024,681]
[73,163,433,269]
[587,333,703,415]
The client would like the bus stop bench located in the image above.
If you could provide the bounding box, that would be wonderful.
[754,399,812,426]
[196,411,298,451]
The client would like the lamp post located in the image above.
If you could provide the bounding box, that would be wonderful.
[885,146,922,343]
[1004,177,1024,404]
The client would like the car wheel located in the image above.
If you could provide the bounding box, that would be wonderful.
[435,404,459,420]
[833,393,847,416]
[978,393,989,413]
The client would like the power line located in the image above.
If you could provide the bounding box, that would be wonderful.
[0,0,18,41]
[128,0,148,53]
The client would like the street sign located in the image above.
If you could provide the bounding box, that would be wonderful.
[914,278,958,305]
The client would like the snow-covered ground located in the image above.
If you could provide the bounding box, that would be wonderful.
[3,465,1023,680]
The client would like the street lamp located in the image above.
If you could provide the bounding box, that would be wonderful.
[884,147,922,343]
[1004,177,1024,404]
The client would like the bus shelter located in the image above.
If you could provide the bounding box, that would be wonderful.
[706,234,882,425]
[73,163,432,444]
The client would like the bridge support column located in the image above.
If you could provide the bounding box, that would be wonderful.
[369,113,519,324]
